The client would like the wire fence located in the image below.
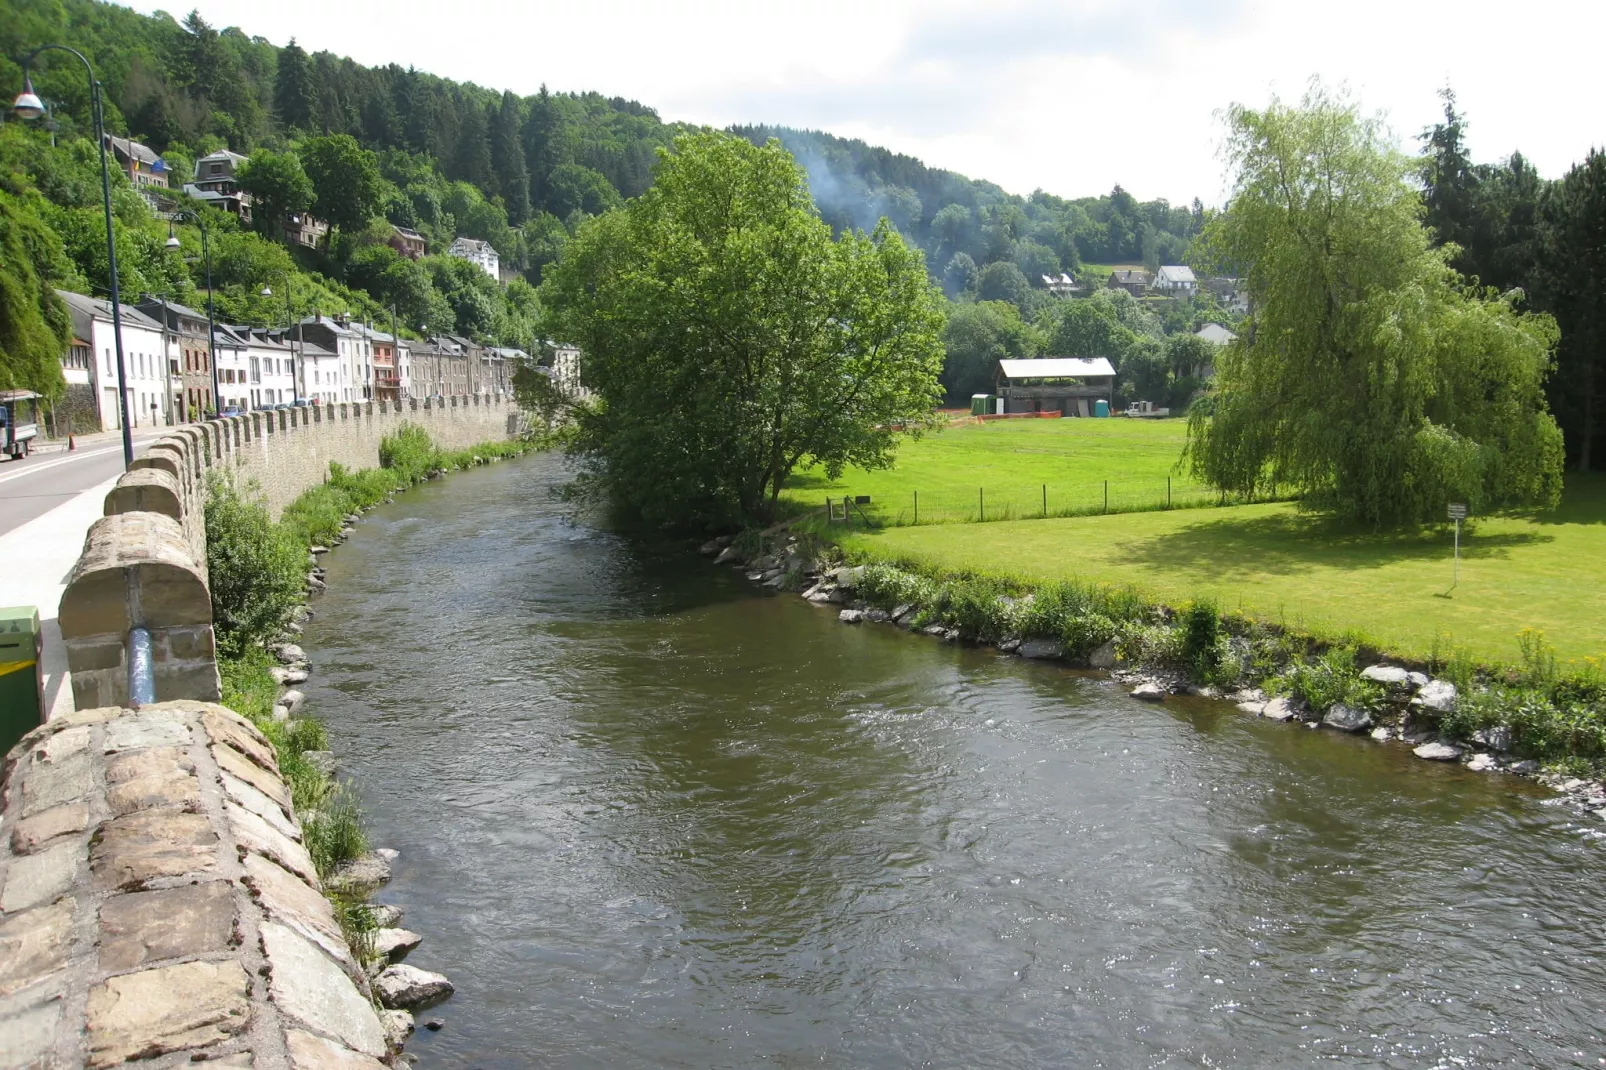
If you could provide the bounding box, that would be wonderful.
[823,477,1231,528]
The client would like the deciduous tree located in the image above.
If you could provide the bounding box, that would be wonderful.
[538,132,946,528]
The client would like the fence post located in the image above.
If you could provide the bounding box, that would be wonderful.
[979,486,984,522]
[1103,480,1108,514]
[913,490,918,526]
[1042,483,1047,518]
[1167,476,1172,509]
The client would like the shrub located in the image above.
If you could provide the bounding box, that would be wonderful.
[1273,647,1382,711]
[303,793,368,878]
[1181,600,1223,680]
[205,474,305,657]
[379,422,441,483]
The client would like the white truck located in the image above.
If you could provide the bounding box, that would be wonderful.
[0,391,41,460]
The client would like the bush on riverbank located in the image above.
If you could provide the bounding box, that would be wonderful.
[833,553,1606,772]
[204,474,306,657]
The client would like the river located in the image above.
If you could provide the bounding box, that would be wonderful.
[302,452,1606,1069]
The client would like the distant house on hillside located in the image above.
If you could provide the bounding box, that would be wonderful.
[1106,269,1150,297]
[1153,265,1197,296]
[102,135,169,191]
[995,357,1116,417]
[389,225,426,260]
[284,212,329,249]
[185,148,253,223]
[1041,273,1080,297]
[1194,323,1236,346]
[449,236,499,280]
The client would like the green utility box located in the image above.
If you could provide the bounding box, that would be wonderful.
[1094,399,1110,417]
[971,393,993,416]
[0,607,44,757]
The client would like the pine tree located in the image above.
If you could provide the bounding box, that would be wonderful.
[273,38,318,132]
[489,91,530,223]
[1534,151,1606,471]
[449,96,492,188]
[522,85,568,214]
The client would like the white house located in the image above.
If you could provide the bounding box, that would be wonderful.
[1153,265,1198,296]
[546,340,587,401]
[1040,273,1079,297]
[56,290,170,430]
[211,326,251,413]
[1194,323,1237,347]
[225,327,296,409]
[448,237,500,280]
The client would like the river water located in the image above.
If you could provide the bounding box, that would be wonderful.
[303,453,1606,1069]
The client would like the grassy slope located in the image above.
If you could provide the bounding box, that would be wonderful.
[783,417,1216,523]
[839,474,1606,665]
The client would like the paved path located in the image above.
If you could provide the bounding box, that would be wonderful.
[0,429,166,718]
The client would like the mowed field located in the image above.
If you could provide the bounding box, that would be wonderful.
[840,475,1606,665]
[783,417,1216,524]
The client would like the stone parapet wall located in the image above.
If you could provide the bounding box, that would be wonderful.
[0,701,388,1068]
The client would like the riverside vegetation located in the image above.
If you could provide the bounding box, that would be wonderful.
[203,422,536,1048]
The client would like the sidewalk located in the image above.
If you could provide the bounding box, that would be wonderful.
[0,473,122,717]
[31,425,177,456]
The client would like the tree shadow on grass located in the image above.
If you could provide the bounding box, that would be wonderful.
[1505,473,1606,526]
[1123,511,1554,580]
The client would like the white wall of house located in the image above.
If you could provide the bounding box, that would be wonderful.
[87,314,168,430]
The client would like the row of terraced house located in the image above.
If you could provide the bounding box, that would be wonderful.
[54,289,569,432]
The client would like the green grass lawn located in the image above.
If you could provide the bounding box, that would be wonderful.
[838,474,1606,666]
[784,417,1217,524]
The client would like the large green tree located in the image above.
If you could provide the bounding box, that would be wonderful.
[941,300,1035,402]
[298,134,386,231]
[236,149,314,238]
[1188,86,1563,526]
[538,132,946,528]
[1533,151,1606,472]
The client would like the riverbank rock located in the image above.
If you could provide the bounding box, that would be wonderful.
[998,638,1022,654]
[1507,759,1540,775]
[1260,697,1303,722]
[829,565,865,588]
[1414,741,1463,761]
[1370,726,1394,741]
[328,853,392,896]
[373,928,423,963]
[374,965,454,1010]
[1130,682,1166,702]
[1088,639,1119,670]
[274,643,307,666]
[713,546,742,566]
[1466,753,1499,772]
[380,1009,415,1050]
[270,666,310,686]
[1322,703,1374,733]
[309,545,329,555]
[838,609,865,624]
[303,750,337,777]
[1237,700,1267,716]
[1359,664,1411,688]
[1473,725,1513,753]
[1412,680,1458,714]
[278,689,306,715]
[1018,639,1065,661]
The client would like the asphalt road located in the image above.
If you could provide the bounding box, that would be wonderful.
[0,434,161,537]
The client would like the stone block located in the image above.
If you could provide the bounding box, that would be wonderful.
[212,744,292,811]
[198,708,279,773]
[19,750,94,820]
[225,802,315,883]
[241,854,347,965]
[65,638,124,671]
[0,840,81,913]
[105,746,194,784]
[0,998,61,1068]
[85,959,251,1067]
[9,801,89,854]
[0,898,75,998]
[91,810,218,891]
[286,1029,389,1069]
[167,627,217,661]
[98,882,237,971]
[105,768,201,817]
[260,922,387,1058]
[155,661,223,704]
[372,964,453,1010]
[221,771,298,839]
[104,710,193,752]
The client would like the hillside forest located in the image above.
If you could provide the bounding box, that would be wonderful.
[0,3,1602,468]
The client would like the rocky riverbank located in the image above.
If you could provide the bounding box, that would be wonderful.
[702,534,1606,830]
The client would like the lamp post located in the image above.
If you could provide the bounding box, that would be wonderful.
[260,275,301,403]
[12,45,133,466]
[162,211,220,416]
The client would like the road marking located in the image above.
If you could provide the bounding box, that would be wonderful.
[0,445,128,487]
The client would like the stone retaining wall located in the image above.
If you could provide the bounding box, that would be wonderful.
[0,700,388,1068]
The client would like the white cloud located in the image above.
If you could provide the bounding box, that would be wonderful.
[142,0,1606,205]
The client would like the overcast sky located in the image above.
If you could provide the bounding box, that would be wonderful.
[138,0,1604,206]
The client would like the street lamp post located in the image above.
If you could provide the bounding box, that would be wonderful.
[12,45,133,466]
[260,275,301,404]
[163,213,220,416]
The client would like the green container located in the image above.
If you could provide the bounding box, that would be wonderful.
[971,393,992,416]
[0,607,44,757]
[1094,399,1110,417]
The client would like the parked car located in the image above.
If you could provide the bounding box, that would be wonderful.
[218,406,245,418]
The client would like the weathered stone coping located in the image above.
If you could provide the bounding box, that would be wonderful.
[0,701,388,1068]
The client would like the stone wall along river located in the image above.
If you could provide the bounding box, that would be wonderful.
[303,452,1606,1069]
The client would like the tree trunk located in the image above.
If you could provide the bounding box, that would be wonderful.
[1581,382,1595,473]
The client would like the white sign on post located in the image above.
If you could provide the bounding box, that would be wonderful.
[1448,503,1467,588]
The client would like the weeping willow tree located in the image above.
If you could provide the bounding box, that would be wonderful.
[1187,84,1563,526]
